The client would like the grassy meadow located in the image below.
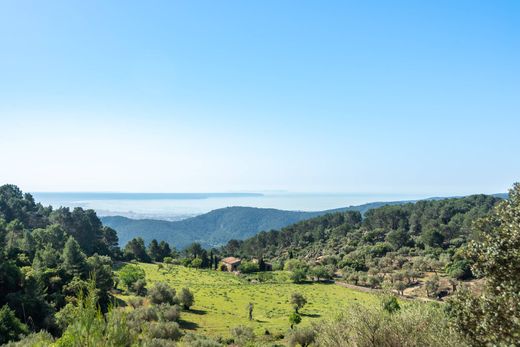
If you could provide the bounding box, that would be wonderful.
[116,263,379,337]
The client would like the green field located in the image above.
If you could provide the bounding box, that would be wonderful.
[117,263,379,337]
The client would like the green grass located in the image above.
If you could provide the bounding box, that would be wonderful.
[116,263,380,337]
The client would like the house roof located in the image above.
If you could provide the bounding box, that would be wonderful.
[222,256,241,265]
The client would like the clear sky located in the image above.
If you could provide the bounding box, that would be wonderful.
[0,1,518,194]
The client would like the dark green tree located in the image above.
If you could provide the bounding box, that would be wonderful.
[62,237,87,279]
[449,183,520,345]
[0,304,29,344]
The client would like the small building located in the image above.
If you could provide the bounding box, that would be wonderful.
[221,256,241,272]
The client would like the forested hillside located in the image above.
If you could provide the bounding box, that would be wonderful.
[227,194,500,260]
[101,200,447,249]
[222,195,502,297]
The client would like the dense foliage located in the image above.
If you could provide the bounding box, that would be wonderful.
[448,183,520,345]
[0,184,121,341]
[101,200,411,249]
[222,195,500,295]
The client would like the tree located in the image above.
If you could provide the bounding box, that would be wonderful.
[62,237,87,278]
[394,280,406,296]
[178,288,194,310]
[124,238,150,262]
[425,275,440,298]
[290,293,307,313]
[86,254,114,305]
[290,269,307,283]
[190,257,202,268]
[448,183,520,345]
[289,312,302,329]
[385,228,410,249]
[158,241,171,262]
[239,261,259,273]
[185,243,203,259]
[147,239,161,262]
[118,264,146,290]
[0,304,29,344]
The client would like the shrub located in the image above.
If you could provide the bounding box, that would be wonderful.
[191,258,203,268]
[381,295,400,314]
[158,304,181,322]
[230,325,254,346]
[141,338,177,347]
[129,306,159,323]
[2,331,54,346]
[132,278,148,296]
[182,332,224,347]
[147,321,183,340]
[148,282,177,305]
[178,288,195,310]
[118,264,146,289]
[290,269,307,283]
[289,326,316,347]
[239,261,259,273]
[128,296,144,308]
[289,312,302,328]
[313,303,466,347]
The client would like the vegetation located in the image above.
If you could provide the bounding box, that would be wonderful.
[1,182,518,346]
[223,194,501,297]
[448,183,520,345]
[101,201,415,249]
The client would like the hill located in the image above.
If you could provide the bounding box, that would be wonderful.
[101,200,421,249]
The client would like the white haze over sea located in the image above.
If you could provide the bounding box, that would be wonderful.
[31,192,433,221]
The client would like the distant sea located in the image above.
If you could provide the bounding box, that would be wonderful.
[31,192,433,221]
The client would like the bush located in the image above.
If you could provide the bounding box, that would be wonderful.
[129,306,159,323]
[2,331,54,346]
[158,304,181,322]
[178,288,195,310]
[148,282,177,305]
[289,312,302,327]
[128,296,144,308]
[313,303,466,347]
[381,295,400,314]
[239,261,259,273]
[290,269,307,283]
[141,337,178,347]
[182,332,224,347]
[230,325,254,346]
[289,326,316,347]
[191,258,203,268]
[147,321,183,340]
[118,264,146,289]
[132,278,148,296]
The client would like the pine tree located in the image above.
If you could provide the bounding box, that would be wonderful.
[62,237,87,279]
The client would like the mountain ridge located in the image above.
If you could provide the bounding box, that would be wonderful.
[102,193,508,249]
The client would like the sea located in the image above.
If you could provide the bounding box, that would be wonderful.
[31,192,433,221]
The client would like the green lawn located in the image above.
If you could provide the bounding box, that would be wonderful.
[116,263,379,337]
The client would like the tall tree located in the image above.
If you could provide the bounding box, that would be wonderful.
[449,183,520,345]
[62,237,87,279]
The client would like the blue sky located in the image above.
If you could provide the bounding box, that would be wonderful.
[0,1,518,194]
